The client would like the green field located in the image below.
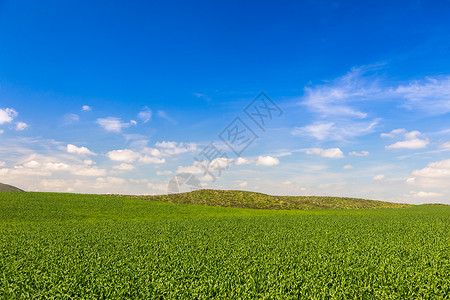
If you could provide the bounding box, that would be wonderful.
[0,192,449,298]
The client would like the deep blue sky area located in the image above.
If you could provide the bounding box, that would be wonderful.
[1,0,450,202]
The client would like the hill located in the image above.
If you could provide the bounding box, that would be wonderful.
[0,183,23,192]
[122,189,411,210]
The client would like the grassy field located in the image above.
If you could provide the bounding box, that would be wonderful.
[0,192,449,298]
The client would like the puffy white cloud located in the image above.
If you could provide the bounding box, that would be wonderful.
[411,191,444,198]
[139,156,166,164]
[96,117,134,133]
[386,139,429,149]
[71,166,107,176]
[306,148,344,159]
[0,161,5,167]
[138,107,152,123]
[343,165,353,169]
[407,159,450,188]
[236,157,251,165]
[15,122,28,131]
[23,160,41,169]
[107,149,140,163]
[349,150,369,156]
[44,162,70,171]
[256,156,280,166]
[0,108,17,124]
[112,163,136,171]
[67,144,96,156]
[176,163,204,175]
[236,181,248,187]
[82,105,91,111]
[384,129,429,149]
[373,174,385,181]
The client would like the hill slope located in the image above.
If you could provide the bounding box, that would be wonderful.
[122,189,410,210]
[0,183,23,192]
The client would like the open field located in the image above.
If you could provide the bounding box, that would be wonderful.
[0,191,449,298]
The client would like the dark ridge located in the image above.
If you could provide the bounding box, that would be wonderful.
[0,183,24,192]
[118,189,411,210]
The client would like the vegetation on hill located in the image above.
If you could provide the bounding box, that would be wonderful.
[0,192,448,298]
[121,189,411,210]
[0,183,23,192]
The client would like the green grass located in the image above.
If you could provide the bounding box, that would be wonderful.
[0,192,449,298]
[119,189,411,210]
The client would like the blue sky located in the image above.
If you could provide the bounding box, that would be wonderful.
[1,0,450,203]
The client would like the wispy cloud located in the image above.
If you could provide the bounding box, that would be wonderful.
[157,110,177,125]
[138,107,152,123]
[96,117,135,133]
[394,76,450,115]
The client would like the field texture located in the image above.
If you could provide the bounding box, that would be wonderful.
[0,192,449,298]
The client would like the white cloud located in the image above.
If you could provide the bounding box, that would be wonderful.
[138,107,152,123]
[343,165,353,169]
[157,110,177,125]
[349,150,369,156]
[177,163,204,175]
[301,66,374,118]
[112,163,136,171]
[0,129,3,134]
[306,148,344,159]
[15,122,28,131]
[0,161,5,167]
[96,117,134,133]
[438,141,450,149]
[236,181,248,187]
[380,128,406,138]
[71,166,107,177]
[385,129,429,149]
[411,191,444,198]
[236,157,251,165]
[145,142,196,157]
[44,162,70,171]
[386,139,429,149]
[64,113,80,124]
[84,159,95,165]
[23,160,41,169]
[0,108,18,124]
[407,159,450,188]
[107,149,140,163]
[82,105,92,111]
[282,180,292,185]
[373,174,385,181]
[256,156,280,166]
[394,76,450,115]
[67,144,96,156]
[156,170,172,176]
[292,120,378,141]
[139,156,166,164]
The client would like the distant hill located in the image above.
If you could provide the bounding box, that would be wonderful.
[0,183,24,192]
[122,189,411,210]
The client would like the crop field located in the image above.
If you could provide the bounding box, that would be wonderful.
[0,191,449,298]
